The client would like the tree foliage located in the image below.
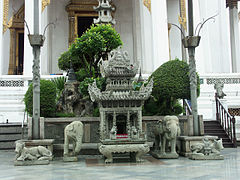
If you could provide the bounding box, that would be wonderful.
[58,24,123,77]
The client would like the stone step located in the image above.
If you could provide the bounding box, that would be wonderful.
[0,133,22,141]
[0,99,24,105]
[0,141,16,149]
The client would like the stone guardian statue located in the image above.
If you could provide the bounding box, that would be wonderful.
[152,115,180,159]
[63,121,84,162]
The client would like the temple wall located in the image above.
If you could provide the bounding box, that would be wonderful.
[167,0,182,60]
[114,0,134,64]
[151,0,170,71]
[194,0,231,74]
[41,0,69,75]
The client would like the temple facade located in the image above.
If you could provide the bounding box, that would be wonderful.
[0,0,240,123]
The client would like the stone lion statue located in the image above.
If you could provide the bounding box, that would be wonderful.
[15,142,52,161]
[64,121,84,157]
[153,115,180,157]
[191,138,224,156]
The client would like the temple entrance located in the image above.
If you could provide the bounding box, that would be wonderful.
[16,32,24,75]
[7,5,25,75]
[77,16,96,37]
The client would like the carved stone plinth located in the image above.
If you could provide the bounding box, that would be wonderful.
[177,136,218,157]
[63,156,78,162]
[151,152,179,159]
[99,144,149,163]
[14,160,49,166]
[189,154,224,160]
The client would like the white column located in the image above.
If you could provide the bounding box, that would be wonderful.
[139,0,154,74]
[0,0,3,75]
[152,0,169,70]
[23,0,34,76]
[132,0,143,65]
[229,6,240,73]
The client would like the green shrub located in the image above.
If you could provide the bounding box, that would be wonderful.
[24,79,57,117]
[58,24,123,76]
[51,76,67,102]
[79,77,106,97]
[145,59,200,116]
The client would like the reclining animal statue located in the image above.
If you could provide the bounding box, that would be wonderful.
[15,142,52,161]
[191,138,224,156]
[190,138,224,160]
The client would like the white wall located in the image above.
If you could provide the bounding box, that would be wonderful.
[45,0,69,74]
[152,0,169,71]
[114,0,134,64]
[167,0,182,60]
[194,0,231,74]
[23,0,34,76]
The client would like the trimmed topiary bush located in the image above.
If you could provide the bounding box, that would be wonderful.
[24,79,57,117]
[145,59,200,116]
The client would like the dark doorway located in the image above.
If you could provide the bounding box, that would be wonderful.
[17,33,24,75]
[116,115,127,134]
[77,16,96,37]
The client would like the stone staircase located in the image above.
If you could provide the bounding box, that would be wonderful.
[0,123,27,149]
[204,120,235,148]
[0,87,27,123]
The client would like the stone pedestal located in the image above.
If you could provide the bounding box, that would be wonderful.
[189,154,224,160]
[63,156,78,162]
[151,152,178,159]
[99,140,149,163]
[14,160,50,166]
[177,136,218,157]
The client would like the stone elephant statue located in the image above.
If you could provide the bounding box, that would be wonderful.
[153,115,180,157]
[64,121,84,157]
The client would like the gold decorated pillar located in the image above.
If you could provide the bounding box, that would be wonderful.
[68,12,77,46]
[8,28,16,75]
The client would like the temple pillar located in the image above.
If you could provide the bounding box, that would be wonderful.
[113,111,116,126]
[0,0,3,75]
[67,11,76,46]
[229,6,240,72]
[8,29,16,74]
[151,0,169,69]
[23,0,34,76]
[138,110,142,132]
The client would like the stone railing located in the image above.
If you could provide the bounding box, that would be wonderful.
[0,75,64,88]
[28,115,204,147]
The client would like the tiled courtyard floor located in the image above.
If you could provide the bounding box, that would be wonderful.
[0,148,240,180]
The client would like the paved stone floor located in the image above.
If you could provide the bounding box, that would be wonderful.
[0,148,240,180]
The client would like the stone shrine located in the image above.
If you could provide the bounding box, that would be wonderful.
[88,48,153,163]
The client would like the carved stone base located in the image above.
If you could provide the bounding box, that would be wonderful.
[189,154,224,160]
[177,136,218,157]
[14,160,49,166]
[63,156,78,162]
[99,143,149,163]
[151,151,179,159]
